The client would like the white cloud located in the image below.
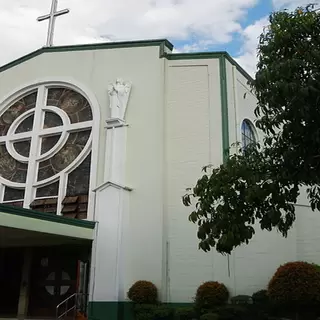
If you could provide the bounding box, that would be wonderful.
[0,0,258,66]
[272,0,313,10]
[234,16,268,77]
[234,0,318,77]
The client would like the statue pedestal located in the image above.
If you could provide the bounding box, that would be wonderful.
[104,118,128,183]
[90,79,132,304]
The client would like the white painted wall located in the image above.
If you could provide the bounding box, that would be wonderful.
[225,60,320,296]
[225,61,298,295]
[93,184,130,302]
[2,45,320,305]
[164,59,233,302]
[0,43,169,303]
[296,205,320,263]
[0,45,165,187]
[162,57,320,303]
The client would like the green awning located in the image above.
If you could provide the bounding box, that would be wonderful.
[0,204,95,241]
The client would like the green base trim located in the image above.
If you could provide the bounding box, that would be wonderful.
[88,302,134,320]
[88,302,194,320]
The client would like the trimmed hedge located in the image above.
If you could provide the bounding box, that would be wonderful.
[252,290,268,305]
[133,304,173,320]
[230,295,252,305]
[174,307,196,320]
[195,281,229,309]
[199,313,219,320]
[268,261,320,307]
[128,280,158,304]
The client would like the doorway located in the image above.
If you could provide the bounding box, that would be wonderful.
[0,248,24,317]
[28,247,78,318]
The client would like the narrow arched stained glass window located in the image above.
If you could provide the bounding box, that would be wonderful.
[241,119,256,149]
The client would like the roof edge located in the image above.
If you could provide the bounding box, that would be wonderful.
[164,51,254,83]
[224,53,254,83]
[0,204,96,229]
[0,39,174,74]
[0,39,254,83]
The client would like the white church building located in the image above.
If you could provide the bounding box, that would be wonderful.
[0,10,319,320]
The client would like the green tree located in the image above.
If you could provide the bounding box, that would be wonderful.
[183,4,320,255]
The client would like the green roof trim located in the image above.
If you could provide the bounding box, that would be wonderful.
[164,51,254,162]
[164,51,225,59]
[219,56,230,162]
[224,54,254,84]
[0,204,96,229]
[0,38,253,166]
[0,39,174,73]
[0,38,253,84]
[164,51,253,83]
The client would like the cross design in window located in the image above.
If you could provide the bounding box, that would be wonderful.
[0,85,93,208]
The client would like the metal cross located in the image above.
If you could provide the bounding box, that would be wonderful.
[37,0,70,47]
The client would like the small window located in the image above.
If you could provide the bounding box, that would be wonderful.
[241,119,256,148]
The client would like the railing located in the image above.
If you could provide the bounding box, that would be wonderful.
[56,293,88,320]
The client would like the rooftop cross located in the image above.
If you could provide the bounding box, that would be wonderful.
[37,0,70,47]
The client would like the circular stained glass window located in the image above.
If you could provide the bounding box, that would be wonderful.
[0,85,93,205]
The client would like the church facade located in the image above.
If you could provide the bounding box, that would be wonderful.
[0,39,318,320]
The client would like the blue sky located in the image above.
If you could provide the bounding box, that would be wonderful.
[230,0,273,56]
[173,0,273,58]
[0,0,312,75]
[168,0,308,75]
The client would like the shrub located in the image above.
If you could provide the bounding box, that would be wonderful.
[252,290,268,305]
[174,307,197,320]
[153,306,173,320]
[135,309,154,320]
[128,280,158,304]
[133,304,156,313]
[312,263,320,273]
[251,290,273,317]
[199,313,219,320]
[195,281,229,309]
[133,304,155,320]
[216,305,247,320]
[268,261,320,307]
[230,295,252,305]
[133,304,173,320]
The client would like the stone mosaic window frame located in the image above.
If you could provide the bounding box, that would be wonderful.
[0,81,99,217]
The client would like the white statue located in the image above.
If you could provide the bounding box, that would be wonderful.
[108,78,132,120]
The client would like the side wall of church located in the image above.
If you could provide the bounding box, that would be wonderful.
[164,58,233,302]
[226,62,297,295]
[225,61,320,296]
[162,57,320,303]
